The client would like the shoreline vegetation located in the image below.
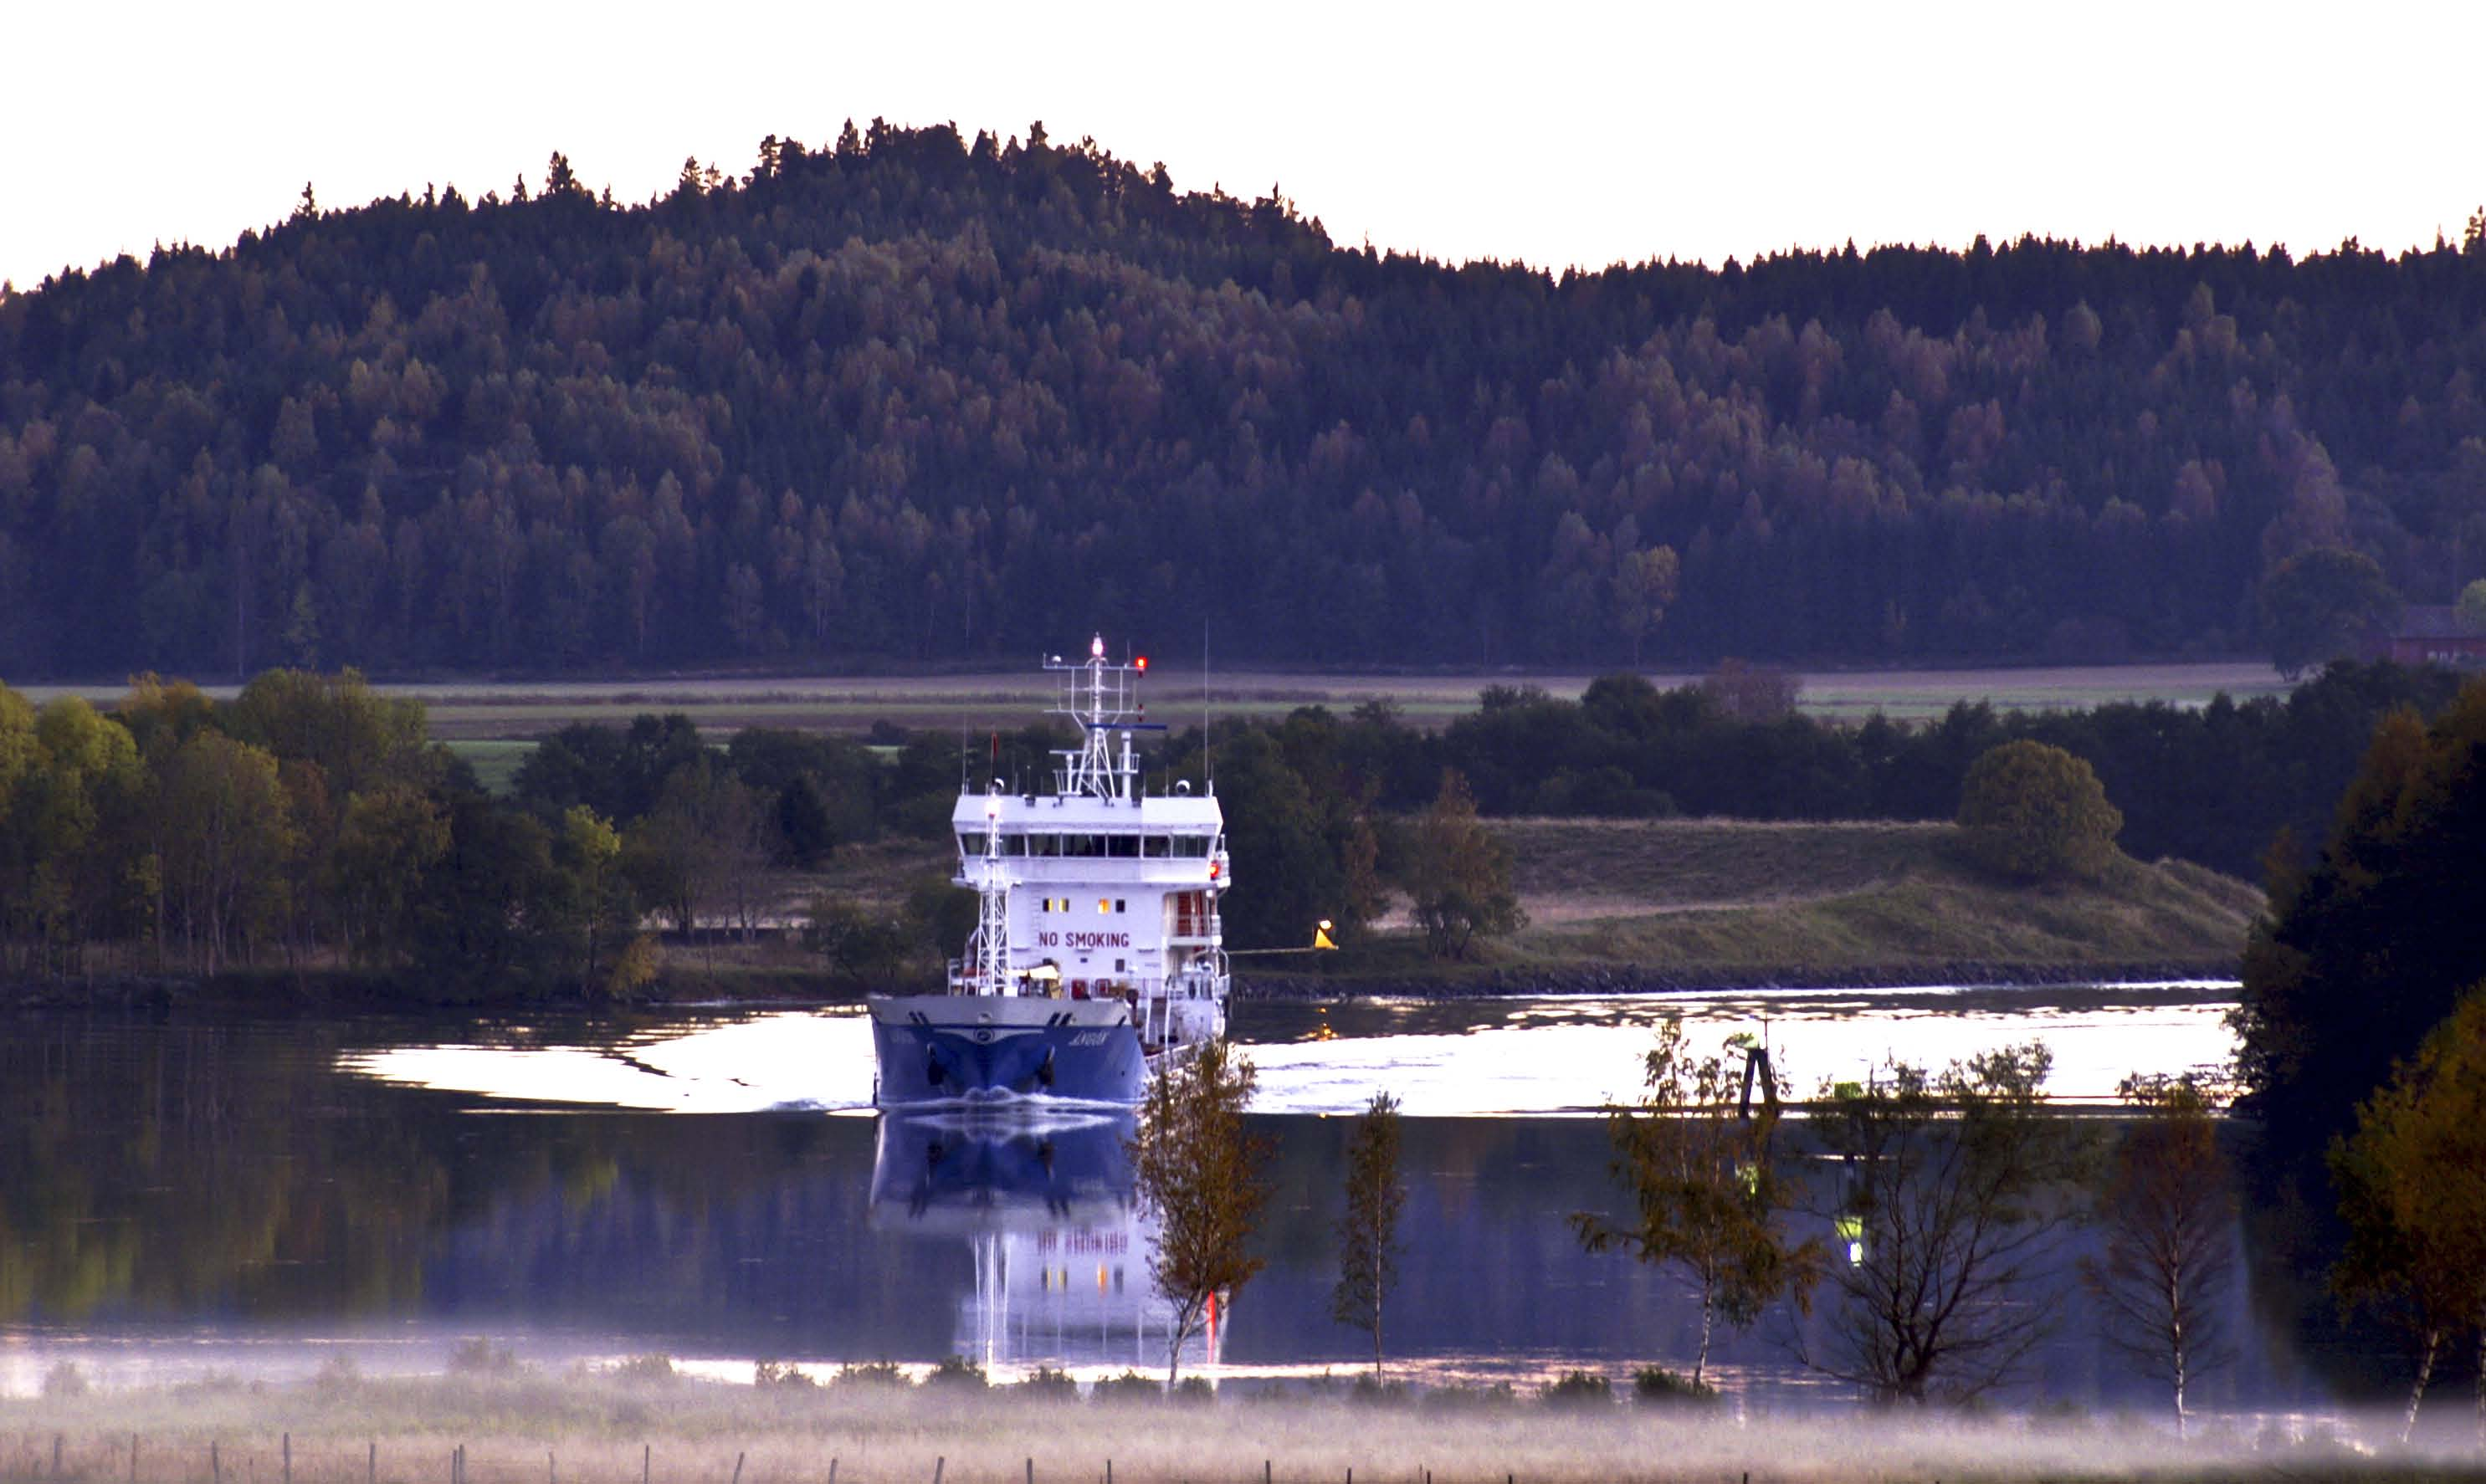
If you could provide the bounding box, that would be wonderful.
[0,1364,2464,1483]
[0,817,2253,1012]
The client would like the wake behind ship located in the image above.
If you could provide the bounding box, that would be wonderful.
[868,637,1231,1106]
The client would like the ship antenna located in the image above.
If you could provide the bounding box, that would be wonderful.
[1202,617,1212,795]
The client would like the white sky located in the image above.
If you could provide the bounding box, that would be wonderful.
[3,0,2481,294]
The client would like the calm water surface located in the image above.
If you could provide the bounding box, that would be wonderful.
[0,985,2330,1413]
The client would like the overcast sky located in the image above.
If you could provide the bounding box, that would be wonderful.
[6,0,2481,293]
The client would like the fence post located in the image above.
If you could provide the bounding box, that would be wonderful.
[370,1443,377,1484]
[642,1446,649,1484]
[284,1435,292,1484]
[548,1452,556,1484]
[931,1460,945,1484]
[131,1434,140,1484]
[54,1435,63,1479]
[212,1442,221,1484]
[731,1454,744,1484]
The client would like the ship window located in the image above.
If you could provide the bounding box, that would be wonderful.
[1107,834,1140,857]
[1000,832,1025,856]
[1025,833,1055,857]
[1143,836,1171,857]
[1115,899,1126,913]
[1064,834,1102,858]
[1173,835,1211,857]
[958,833,979,855]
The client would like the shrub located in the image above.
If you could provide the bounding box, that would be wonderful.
[1090,1369,1163,1404]
[610,1354,679,1384]
[1016,1366,1080,1400]
[1420,1381,1517,1413]
[312,1354,362,1395]
[447,1338,517,1376]
[41,1360,89,1398]
[923,1354,987,1390]
[753,1360,817,1389]
[1956,739,2122,882]
[1347,1373,1412,1408]
[1540,1369,1614,1410]
[1171,1375,1215,1405]
[1632,1366,1718,1405]
[833,1359,910,1389]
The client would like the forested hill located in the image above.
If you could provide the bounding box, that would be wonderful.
[5,120,2485,678]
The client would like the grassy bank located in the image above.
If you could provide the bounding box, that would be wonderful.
[1270,817,2259,993]
[0,1367,2452,1484]
[1493,817,2255,975]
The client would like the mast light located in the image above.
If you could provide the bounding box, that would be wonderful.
[1135,656,1148,673]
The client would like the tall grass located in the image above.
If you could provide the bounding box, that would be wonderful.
[0,1362,2449,1484]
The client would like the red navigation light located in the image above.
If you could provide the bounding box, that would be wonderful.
[1135,656,1149,673]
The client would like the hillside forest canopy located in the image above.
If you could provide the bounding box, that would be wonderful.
[5,122,2486,678]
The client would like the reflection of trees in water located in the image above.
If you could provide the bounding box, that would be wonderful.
[0,1020,932,1354]
[0,1017,458,1321]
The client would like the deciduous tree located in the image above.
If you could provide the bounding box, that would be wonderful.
[1809,1044,2090,1404]
[1404,768,1523,960]
[1956,739,2123,882]
[1128,1038,1271,1386]
[1572,1021,1820,1388]
[2330,989,2486,1444]
[2260,547,2401,680]
[1330,1090,1407,1374]
[2084,1074,2237,1433]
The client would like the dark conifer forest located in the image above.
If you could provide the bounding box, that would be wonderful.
[4,120,2485,678]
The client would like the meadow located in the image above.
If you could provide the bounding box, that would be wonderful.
[3,1364,2465,1484]
[16,662,2289,748]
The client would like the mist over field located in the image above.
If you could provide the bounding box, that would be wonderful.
[1,1363,2464,1484]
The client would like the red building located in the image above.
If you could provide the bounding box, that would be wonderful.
[2375,606,2486,667]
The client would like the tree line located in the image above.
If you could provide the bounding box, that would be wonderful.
[0,656,2458,990]
[0,669,988,995]
[1191,659,2467,911]
[6,122,2486,677]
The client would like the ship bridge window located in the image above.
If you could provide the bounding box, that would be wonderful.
[1143,837,1172,858]
[1107,835,1140,857]
[1063,834,1104,858]
[1172,836,1212,858]
[1025,833,1058,857]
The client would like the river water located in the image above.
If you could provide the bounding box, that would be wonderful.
[0,984,2339,1413]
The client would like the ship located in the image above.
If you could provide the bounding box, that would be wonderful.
[868,637,1230,1105]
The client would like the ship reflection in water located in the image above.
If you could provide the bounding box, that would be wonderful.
[868,1108,1216,1377]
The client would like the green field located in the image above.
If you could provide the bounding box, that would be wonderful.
[19,661,2289,743]
[1475,816,2257,980]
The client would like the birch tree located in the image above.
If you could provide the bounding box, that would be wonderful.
[2084,1074,2236,1433]
[2331,989,2486,1444]
[1330,1090,1407,1374]
[1128,1039,1271,1386]
[1572,1019,1821,1389]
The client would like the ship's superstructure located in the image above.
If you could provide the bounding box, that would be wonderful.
[868,637,1229,1105]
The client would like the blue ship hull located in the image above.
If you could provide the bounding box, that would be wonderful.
[870,996,1151,1105]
